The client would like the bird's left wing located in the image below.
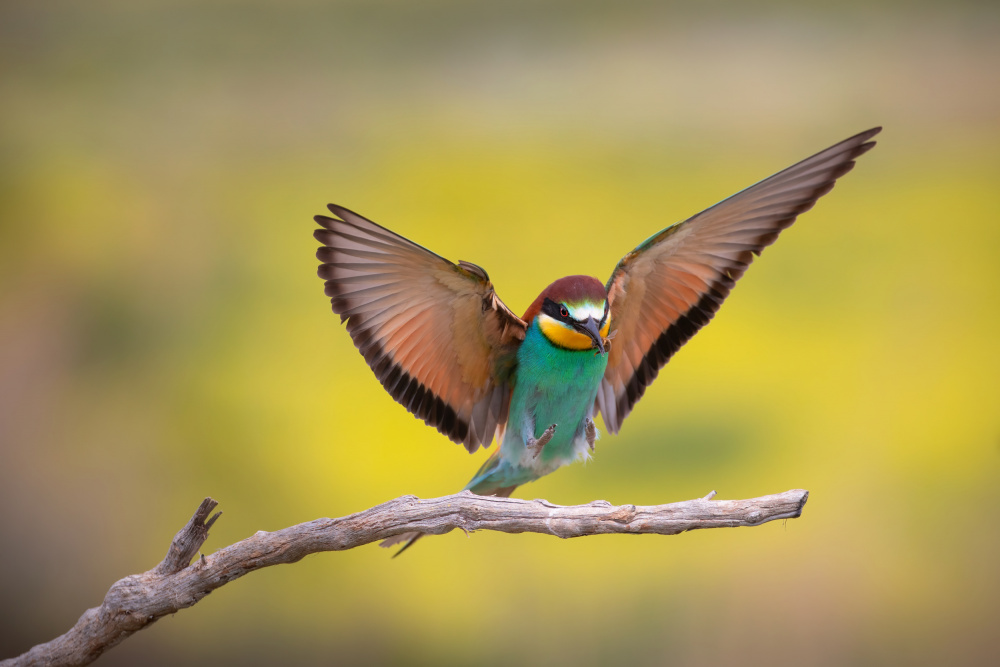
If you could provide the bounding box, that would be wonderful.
[315,205,527,453]
[596,127,881,433]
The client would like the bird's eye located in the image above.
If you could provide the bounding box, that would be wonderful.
[559,305,569,318]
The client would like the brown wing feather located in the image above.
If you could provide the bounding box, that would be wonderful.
[315,204,527,452]
[598,127,881,433]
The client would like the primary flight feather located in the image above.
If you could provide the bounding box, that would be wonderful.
[314,127,880,553]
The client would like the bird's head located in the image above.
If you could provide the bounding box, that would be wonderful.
[523,275,611,354]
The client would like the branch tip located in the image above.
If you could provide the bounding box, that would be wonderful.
[795,490,809,516]
[194,497,219,522]
[205,511,222,530]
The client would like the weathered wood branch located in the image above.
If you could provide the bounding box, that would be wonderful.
[2,488,809,667]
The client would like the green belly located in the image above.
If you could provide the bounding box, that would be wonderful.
[465,321,608,493]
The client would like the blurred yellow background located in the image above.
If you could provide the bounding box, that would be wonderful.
[1,1,998,665]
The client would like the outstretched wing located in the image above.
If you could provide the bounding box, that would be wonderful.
[597,127,881,433]
[315,205,527,452]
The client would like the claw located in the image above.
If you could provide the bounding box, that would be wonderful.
[527,424,557,459]
[585,418,597,452]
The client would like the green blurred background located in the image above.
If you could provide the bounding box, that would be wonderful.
[2,1,998,665]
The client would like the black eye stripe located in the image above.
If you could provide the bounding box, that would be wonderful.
[543,297,609,326]
[543,298,573,322]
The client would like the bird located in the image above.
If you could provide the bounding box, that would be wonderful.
[313,127,880,554]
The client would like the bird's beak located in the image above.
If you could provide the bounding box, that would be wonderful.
[577,317,606,355]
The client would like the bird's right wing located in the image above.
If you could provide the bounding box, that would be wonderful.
[597,128,881,433]
[315,205,527,453]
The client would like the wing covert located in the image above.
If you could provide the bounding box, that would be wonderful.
[315,205,527,452]
[597,127,881,433]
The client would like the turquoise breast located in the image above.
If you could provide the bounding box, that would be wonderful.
[465,320,608,493]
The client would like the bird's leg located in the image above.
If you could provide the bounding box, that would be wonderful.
[527,424,557,459]
[585,418,597,452]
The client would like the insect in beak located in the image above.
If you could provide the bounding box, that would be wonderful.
[576,317,606,355]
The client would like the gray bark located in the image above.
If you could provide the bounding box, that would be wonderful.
[2,488,809,667]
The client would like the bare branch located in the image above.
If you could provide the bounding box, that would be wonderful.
[2,488,808,667]
[155,497,221,576]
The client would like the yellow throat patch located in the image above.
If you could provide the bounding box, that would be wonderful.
[538,313,611,351]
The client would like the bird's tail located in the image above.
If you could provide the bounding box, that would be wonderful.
[380,452,517,557]
[379,530,425,558]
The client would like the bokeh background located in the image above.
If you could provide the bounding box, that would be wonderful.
[2,1,998,665]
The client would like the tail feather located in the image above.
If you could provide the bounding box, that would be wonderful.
[381,485,519,557]
[379,531,423,557]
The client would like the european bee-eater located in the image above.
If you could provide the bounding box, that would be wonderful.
[314,127,880,553]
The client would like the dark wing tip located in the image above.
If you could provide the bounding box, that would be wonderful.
[855,140,878,159]
[327,203,372,224]
[858,126,883,140]
[844,127,882,148]
[316,204,359,229]
[840,127,881,160]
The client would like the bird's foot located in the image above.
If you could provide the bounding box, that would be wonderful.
[585,418,597,453]
[527,424,557,459]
